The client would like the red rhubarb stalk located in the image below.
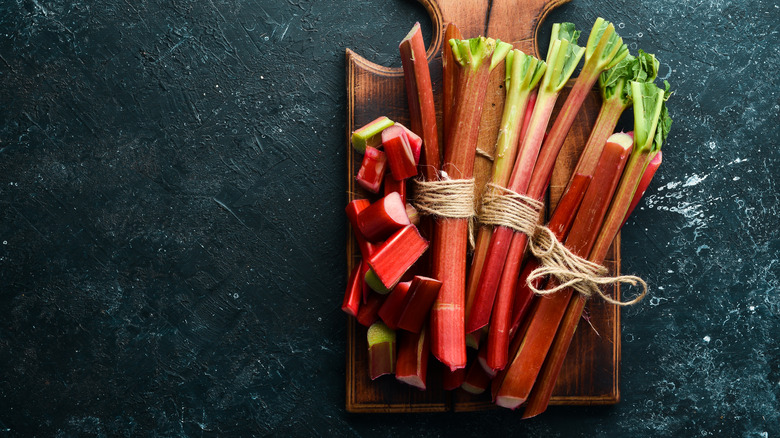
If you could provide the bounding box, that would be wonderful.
[396,326,430,390]
[494,132,634,407]
[467,23,585,335]
[464,49,546,345]
[430,36,511,371]
[441,23,462,151]
[621,150,662,227]
[399,23,439,176]
[566,50,660,190]
[522,86,671,417]
[508,173,590,330]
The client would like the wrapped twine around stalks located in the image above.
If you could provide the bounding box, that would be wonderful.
[478,183,647,305]
[411,174,477,248]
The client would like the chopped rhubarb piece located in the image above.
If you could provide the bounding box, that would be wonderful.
[405,203,419,226]
[345,199,375,259]
[396,326,430,390]
[356,291,387,327]
[461,354,493,395]
[364,268,393,295]
[351,116,394,153]
[356,146,387,193]
[441,366,466,390]
[396,276,442,334]
[368,225,429,289]
[396,123,422,165]
[383,173,407,204]
[367,321,396,380]
[382,125,418,181]
[377,281,412,330]
[357,192,410,243]
[342,262,362,317]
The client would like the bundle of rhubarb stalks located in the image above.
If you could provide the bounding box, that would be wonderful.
[343,18,671,416]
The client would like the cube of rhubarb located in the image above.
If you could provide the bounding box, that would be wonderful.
[356,146,387,194]
[356,192,410,243]
[382,125,418,181]
[368,225,429,290]
[377,281,412,330]
[367,321,396,380]
[351,116,394,153]
[396,276,442,334]
[357,290,387,327]
[345,199,375,259]
[396,123,422,165]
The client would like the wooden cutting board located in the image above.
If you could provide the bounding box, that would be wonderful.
[345,0,621,412]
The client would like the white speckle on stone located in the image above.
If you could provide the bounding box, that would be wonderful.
[703,335,711,343]
[684,174,709,187]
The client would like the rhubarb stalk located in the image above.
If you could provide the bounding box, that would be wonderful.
[464,49,546,346]
[430,36,511,371]
[567,50,659,183]
[399,23,440,176]
[517,83,672,415]
[494,132,634,407]
[467,23,585,335]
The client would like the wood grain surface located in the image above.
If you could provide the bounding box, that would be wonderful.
[345,0,621,412]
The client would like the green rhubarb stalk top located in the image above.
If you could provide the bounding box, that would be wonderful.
[449,37,512,72]
[492,50,546,182]
[631,81,672,155]
[583,18,629,74]
[539,23,586,94]
[600,50,660,106]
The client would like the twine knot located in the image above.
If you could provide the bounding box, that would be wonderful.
[527,226,647,306]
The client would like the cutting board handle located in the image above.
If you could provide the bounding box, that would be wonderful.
[420,0,571,59]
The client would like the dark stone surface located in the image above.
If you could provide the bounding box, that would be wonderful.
[0,0,777,436]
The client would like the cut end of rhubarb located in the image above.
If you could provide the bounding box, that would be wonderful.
[396,375,426,391]
[367,321,396,380]
[461,381,487,395]
[365,268,393,294]
[608,132,634,150]
[351,116,394,153]
[494,395,525,410]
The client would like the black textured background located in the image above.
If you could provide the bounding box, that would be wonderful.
[0,0,778,436]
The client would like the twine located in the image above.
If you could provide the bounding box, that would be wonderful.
[411,174,477,248]
[475,148,494,161]
[478,183,544,237]
[526,226,647,306]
